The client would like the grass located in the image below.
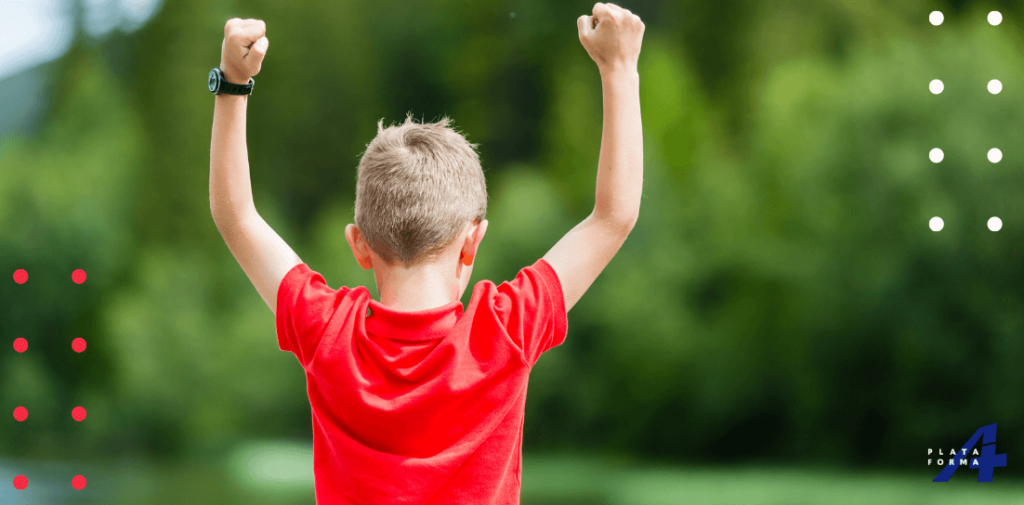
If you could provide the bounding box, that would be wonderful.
[520,454,1024,505]
[3,448,1021,504]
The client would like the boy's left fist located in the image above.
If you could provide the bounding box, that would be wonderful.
[577,3,645,75]
[220,18,269,85]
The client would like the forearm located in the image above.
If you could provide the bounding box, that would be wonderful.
[210,94,257,224]
[591,68,642,229]
[207,18,301,311]
[208,93,301,309]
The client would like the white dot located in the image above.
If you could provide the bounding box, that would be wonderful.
[929,148,944,163]
[989,11,1003,26]
[988,217,1003,231]
[930,217,945,232]
[988,79,1003,94]
[930,79,944,94]
[988,148,1003,163]
[930,11,944,26]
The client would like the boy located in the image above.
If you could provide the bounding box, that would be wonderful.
[208,3,644,503]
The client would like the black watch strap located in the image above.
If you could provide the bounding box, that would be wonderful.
[220,77,254,95]
[209,68,254,95]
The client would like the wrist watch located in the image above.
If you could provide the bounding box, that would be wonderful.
[208,68,254,95]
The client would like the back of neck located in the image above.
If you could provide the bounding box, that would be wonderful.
[374,259,460,312]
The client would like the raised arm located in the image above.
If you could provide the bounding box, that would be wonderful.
[543,3,645,311]
[210,18,301,313]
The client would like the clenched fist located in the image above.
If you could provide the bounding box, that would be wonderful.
[577,3,645,74]
[220,18,269,85]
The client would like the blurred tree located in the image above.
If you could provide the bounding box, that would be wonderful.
[0,0,1021,475]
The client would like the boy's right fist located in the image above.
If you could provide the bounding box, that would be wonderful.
[220,18,269,85]
[577,3,645,74]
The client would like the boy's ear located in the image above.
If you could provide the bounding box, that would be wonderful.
[460,219,489,266]
[345,224,374,270]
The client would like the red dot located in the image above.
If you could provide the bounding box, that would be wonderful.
[72,269,87,284]
[13,269,28,284]
[72,475,87,490]
[13,406,28,422]
[13,338,28,353]
[72,338,87,353]
[13,475,27,489]
[72,406,87,422]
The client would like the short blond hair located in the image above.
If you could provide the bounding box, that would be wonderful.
[354,113,487,265]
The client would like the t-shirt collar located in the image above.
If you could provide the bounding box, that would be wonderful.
[365,298,464,341]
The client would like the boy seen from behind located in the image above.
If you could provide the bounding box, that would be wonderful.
[208,3,645,504]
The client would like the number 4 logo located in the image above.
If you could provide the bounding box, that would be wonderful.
[933,423,1008,482]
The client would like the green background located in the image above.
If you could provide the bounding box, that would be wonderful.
[2,0,1023,502]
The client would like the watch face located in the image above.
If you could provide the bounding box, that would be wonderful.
[208,69,220,93]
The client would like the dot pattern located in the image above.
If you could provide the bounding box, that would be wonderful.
[929,14,1008,232]
[988,148,1003,163]
[988,217,1003,232]
[12,269,91,490]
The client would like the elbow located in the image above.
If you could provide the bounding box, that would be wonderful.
[615,212,639,236]
[210,205,233,230]
[211,208,235,240]
[211,205,256,240]
[592,208,639,237]
[211,199,256,227]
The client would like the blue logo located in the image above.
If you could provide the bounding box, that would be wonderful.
[933,423,1007,482]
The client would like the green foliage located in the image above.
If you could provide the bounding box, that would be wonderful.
[2,0,1023,475]
[0,49,139,458]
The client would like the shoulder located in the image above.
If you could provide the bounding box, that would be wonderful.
[460,259,568,366]
[464,259,564,319]
[277,263,370,318]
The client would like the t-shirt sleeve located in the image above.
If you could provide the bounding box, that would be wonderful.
[275,263,348,367]
[494,258,569,366]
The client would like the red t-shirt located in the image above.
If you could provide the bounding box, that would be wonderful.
[276,258,568,504]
